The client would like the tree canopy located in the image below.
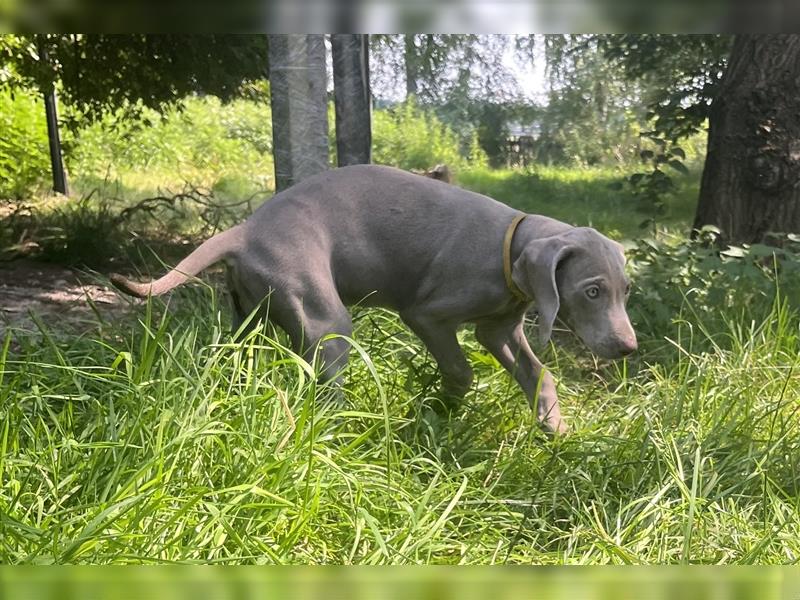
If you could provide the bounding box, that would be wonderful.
[1,34,268,119]
[594,34,732,142]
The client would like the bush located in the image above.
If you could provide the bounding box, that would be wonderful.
[0,88,50,200]
[627,229,800,352]
[69,96,274,198]
[372,99,486,172]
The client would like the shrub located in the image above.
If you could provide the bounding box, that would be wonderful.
[69,96,274,198]
[0,88,50,200]
[627,229,800,352]
[372,99,486,172]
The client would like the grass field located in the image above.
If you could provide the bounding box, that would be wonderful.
[2,101,800,563]
[4,180,800,565]
[458,166,700,240]
[2,251,799,563]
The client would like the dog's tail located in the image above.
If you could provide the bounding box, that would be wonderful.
[110,225,244,298]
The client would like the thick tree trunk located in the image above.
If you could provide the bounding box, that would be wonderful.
[267,34,329,192]
[694,34,800,245]
[331,34,372,167]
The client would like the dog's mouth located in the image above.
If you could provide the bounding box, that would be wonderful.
[589,334,638,359]
[559,319,637,360]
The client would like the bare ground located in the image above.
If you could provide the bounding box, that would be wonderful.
[0,259,133,341]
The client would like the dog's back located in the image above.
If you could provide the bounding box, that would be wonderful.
[241,165,518,307]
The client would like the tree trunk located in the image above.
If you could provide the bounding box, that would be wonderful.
[268,34,329,192]
[404,35,418,98]
[43,88,68,195]
[37,36,68,195]
[331,34,372,167]
[694,34,800,245]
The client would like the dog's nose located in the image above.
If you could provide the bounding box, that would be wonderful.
[618,335,638,356]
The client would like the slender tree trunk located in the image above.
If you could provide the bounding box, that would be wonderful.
[694,34,800,244]
[43,89,68,195]
[331,34,371,167]
[268,34,329,192]
[404,35,418,98]
[37,36,68,195]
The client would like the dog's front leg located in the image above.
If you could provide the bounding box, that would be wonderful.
[475,317,567,434]
[400,311,474,401]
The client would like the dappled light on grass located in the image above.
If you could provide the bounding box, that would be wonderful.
[2,233,800,564]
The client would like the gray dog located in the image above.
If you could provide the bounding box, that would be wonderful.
[111,164,637,433]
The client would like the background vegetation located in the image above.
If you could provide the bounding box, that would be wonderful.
[0,88,50,199]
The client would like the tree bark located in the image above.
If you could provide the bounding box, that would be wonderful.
[37,36,68,196]
[331,34,372,167]
[404,35,418,98]
[694,34,800,245]
[267,34,329,192]
[43,88,68,195]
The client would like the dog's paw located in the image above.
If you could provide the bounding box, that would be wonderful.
[540,416,569,436]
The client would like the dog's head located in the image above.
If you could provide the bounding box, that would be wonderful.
[512,227,637,359]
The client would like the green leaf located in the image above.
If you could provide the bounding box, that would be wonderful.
[668,159,689,176]
[721,246,747,258]
[748,244,778,258]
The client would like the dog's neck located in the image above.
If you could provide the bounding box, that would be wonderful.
[504,214,531,303]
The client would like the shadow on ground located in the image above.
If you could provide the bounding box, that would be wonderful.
[0,259,132,339]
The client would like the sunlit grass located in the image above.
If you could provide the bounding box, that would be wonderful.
[457,165,699,240]
[2,280,798,564]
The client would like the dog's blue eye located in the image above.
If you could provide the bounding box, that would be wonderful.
[586,285,600,299]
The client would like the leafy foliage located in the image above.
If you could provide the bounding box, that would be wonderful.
[534,36,650,167]
[371,35,542,167]
[596,34,732,142]
[371,35,525,106]
[372,99,486,172]
[538,35,730,226]
[0,88,50,199]
[609,139,696,234]
[1,35,268,122]
[628,228,800,344]
[69,95,274,197]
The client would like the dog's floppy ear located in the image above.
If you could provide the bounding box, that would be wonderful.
[511,235,574,345]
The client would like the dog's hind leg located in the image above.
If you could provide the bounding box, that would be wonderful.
[278,285,354,385]
[226,265,272,341]
[226,268,249,336]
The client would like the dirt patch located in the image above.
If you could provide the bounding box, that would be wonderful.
[0,259,133,339]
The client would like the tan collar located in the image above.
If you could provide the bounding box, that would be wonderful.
[503,213,529,303]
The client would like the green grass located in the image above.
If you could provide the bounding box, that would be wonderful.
[2,252,799,563]
[458,166,699,240]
